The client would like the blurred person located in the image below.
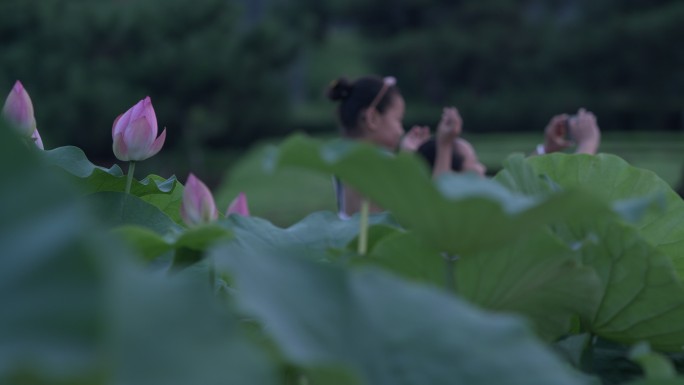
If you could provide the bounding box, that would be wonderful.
[538,108,601,156]
[417,108,601,177]
[417,137,486,177]
[327,75,459,217]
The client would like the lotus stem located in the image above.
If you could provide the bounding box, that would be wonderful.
[125,161,136,194]
[358,199,370,255]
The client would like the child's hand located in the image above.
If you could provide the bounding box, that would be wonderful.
[436,107,462,145]
[400,125,431,152]
[570,108,601,154]
[543,114,573,153]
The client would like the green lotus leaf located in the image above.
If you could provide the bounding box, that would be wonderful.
[222,210,397,260]
[0,122,275,385]
[42,145,180,199]
[564,220,684,351]
[456,230,601,341]
[272,135,611,258]
[498,153,684,276]
[356,228,602,341]
[212,243,591,385]
[87,191,181,234]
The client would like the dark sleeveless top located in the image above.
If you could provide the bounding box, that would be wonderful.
[332,176,350,220]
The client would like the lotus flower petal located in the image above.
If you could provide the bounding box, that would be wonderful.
[142,96,158,136]
[111,96,165,161]
[146,128,166,159]
[226,192,250,217]
[2,80,36,137]
[31,128,44,150]
[124,116,156,160]
[113,132,130,161]
[112,113,123,136]
[181,174,219,226]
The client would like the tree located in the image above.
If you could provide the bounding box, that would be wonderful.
[0,0,309,158]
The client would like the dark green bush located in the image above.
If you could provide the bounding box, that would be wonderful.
[343,0,684,133]
[0,0,306,157]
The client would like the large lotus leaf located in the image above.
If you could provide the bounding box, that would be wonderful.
[41,146,180,198]
[114,226,172,260]
[559,219,684,352]
[114,224,232,262]
[87,191,182,234]
[0,123,102,383]
[302,366,365,385]
[499,153,684,276]
[211,244,592,385]
[139,174,185,224]
[0,181,104,382]
[109,264,277,385]
[356,227,601,341]
[497,154,666,225]
[0,123,275,385]
[357,230,447,287]
[456,231,602,341]
[173,225,232,250]
[222,210,397,259]
[271,135,612,257]
[495,153,558,195]
[42,146,184,224]
[346,224,404,255]
[115,209,382,265]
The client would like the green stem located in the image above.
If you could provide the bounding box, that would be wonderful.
[358,199,370,255]
[125,161,136,194]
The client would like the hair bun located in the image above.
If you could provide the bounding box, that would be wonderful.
[326,77,352,101]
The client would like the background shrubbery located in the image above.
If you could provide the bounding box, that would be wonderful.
[2,0,683,155]
[0,0,306,157]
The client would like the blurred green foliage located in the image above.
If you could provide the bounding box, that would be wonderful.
[215,132,684,227]
[0,0,307,157]
[345,0,684,132]
[1,0,682,163]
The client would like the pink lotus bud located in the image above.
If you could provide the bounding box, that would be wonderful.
[2,80,37,138]
[112,96,166,161]
[31,127,44,150]
[226,192,250,217]
[180,174,218,226]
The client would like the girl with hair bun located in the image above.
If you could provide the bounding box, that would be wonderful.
[326,75,461,217]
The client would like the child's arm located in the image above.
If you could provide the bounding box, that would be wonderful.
[570,108,601,154]
[433,107,462,177]
[399,125,431,152]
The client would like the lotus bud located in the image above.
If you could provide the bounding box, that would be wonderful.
[226,192,250,217]
[31,127,44,150]
[112,96,166,161]
[180,174,218,226]
[2,80,37,138]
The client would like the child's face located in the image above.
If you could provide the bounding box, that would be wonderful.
[371,95,405,149]
[454,138,486,177]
